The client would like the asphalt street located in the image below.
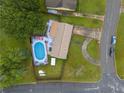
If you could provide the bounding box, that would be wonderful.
[100,0,121,75]
[99,0,123,92]
[3,83,99,93]
[2,0,124,93]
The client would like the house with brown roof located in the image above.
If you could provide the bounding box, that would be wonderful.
[46,0,77,11]
[47,20,73,59]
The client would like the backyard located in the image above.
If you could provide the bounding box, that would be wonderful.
[115,13,124,79]
[34,56,64,80]
[62,35,101,82]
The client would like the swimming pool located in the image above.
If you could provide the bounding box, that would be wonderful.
[34,42,45,60]
[32,38,47,66]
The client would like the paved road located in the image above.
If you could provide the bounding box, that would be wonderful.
[2,0,124,93]
[100,0,121,75]
[99,0,123,93]
[3,83,99,93]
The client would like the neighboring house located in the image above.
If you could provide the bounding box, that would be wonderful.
[46,0,77,11]
[47,20,73,59]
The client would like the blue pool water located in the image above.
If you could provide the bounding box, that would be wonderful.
[34,42,45,60]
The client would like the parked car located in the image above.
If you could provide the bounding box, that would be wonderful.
[111,35,116,45]
[109,47,114,56]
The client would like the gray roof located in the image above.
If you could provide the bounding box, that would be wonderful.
[46,0,77,10]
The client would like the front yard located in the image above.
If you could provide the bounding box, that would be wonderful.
[77,0,106,15]
[87,40,100,60]
[60,16,102,28]
[115,13,124,79]
[62,35,101,82]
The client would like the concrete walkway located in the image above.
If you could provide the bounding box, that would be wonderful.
[120,1,124,13]
[72,12,105,21]
[48,10,104,21]
[82,38,100,66]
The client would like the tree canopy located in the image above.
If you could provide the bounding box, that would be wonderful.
[0,0,47,88]
[0,48,30,88]
[0,0,46,40]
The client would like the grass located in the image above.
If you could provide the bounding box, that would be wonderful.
[87,40,100,60]
[0,30,36,84]
[60,16,102,28]
[16,58,36,84]
[115,13,124,79]
[43,14,103,28]
[34,56,64,80]
[77,0,106,15]
[39,0,103,28]
[33,35,101,82]
[122,0,124,7]
[62,35,101,82]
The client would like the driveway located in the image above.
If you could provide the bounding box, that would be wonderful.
[82,38,99,65]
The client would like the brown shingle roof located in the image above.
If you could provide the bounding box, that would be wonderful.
[48,20,73,59]
[49,21,58,38]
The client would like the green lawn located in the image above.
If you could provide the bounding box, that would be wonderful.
[122,0,124,7]
[34,56,64,80]
[60,16,102,28]
[62,35,101,82]
[16,58,36,84]
[43,14,103,28]
[87,40,100,60]
[0,30,36,84]
[77,0,106,15]
[115,13,124,79]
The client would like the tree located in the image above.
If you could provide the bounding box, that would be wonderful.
[0,48,30,88]
[0,0,46,40]
[0,0,47,87]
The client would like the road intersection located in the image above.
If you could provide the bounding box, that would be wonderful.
[2,0,124,93]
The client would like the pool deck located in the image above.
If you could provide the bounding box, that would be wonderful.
[32,36,48,66]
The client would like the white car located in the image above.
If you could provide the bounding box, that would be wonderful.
[111,35,116,45]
